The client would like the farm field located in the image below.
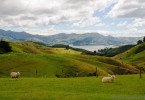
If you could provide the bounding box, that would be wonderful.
[0,75,145,100]
[1,41,145,100]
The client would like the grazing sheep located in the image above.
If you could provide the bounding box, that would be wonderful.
[10,72,20,79]
[102,75,115,83]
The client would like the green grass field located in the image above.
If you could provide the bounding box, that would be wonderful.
[0,75,145,100]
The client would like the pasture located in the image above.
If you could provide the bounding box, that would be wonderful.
[0,53,138,78]
[0,75,145,100]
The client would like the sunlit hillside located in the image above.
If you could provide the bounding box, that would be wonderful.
[114,42,145,68]
[0,41,139,77]
[9,41,80,55]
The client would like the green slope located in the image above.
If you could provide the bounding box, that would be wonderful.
[0,53,138,77]
[0,41,139,77]
[114,42,145,68]
[97,45,135,57]
[9,41,80,54]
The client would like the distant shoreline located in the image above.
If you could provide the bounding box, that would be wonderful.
[69,45,118,52]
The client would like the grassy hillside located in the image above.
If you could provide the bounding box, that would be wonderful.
[97,45,135,57]
[0,53,138,77]
[0,53,97,77]
[9,41,80,54]
[0,41,139,77]
[114,42,145,68]
[0,75,145,100]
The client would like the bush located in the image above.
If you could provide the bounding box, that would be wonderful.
[137,40,143,45]
[135,45,145,54]
[0,41,12,54]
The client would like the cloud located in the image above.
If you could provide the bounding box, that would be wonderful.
[127,19,145,28]
[73,17,105,27]
[0,0,112,29]
[107,0,145,18]
[0,0,144,37]
[117,21,127,27]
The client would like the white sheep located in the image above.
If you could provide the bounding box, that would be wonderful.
[102,75,115,83]
[10,72,20,79]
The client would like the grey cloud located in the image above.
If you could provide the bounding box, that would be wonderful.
[139,0,145,3]
[19,16,37,20]
[0,0,27,15]
[118,8,145,18]
[0,0,107,28]
[108,0,145,18]
[33,8,59,16]
[65,0,93,5]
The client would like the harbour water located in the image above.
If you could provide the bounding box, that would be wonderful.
[70,45,117,51]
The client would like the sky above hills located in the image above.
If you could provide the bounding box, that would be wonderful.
[0,0,145,37]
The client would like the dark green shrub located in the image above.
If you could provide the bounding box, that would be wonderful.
[135,45,145,54]
[0,41,12,54]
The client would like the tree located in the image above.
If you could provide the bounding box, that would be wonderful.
[143,36,145,42]
[137,40,143,45]
[0,41,12,54]
[93,50,97,55]
[65,45,69,50]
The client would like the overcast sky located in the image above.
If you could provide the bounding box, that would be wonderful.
[0,0,145,37]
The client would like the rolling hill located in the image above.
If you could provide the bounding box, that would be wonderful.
[97,44,135,57]
[0,41,139,77]
[9,41,80,55]
[114,42,145,68]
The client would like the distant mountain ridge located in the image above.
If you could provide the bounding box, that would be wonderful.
[0,29,142,46]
